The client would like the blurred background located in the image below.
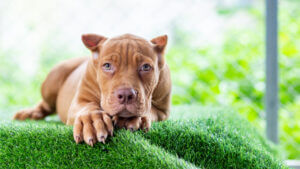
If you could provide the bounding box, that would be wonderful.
[0,0,299,160]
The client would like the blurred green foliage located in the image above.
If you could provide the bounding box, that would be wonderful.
[0,0,299,160]
[168,0,299,159]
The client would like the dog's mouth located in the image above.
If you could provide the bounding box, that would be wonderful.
[117,108,139,118]
[103,95,143,117]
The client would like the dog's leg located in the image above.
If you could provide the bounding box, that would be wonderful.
[13,101,53,120]
[13,76,58,120]
[14,57,86,121]
[68,102,114,146]
[150,102,170,121]
[65,61,114,146]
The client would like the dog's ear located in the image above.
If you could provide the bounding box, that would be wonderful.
[151,35,168,69]
[82,34,107,60]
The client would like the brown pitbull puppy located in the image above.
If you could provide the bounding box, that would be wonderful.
[14,34,172,146]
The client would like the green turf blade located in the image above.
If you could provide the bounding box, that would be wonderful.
[0,106,287,168]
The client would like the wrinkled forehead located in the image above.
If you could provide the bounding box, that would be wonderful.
[100,37,156,60]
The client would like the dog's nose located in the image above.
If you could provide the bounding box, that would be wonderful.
[115,88,137,104]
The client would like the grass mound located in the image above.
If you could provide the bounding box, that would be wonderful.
[0,106,286,168]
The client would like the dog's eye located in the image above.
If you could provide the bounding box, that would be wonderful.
[140,64,151,72]
[103,63,112,70]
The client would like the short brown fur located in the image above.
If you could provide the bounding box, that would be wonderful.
[14,33,171,146]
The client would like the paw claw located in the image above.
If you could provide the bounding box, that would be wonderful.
[75,136,82,144]
[112,116,118,126]
[88,138,94,146]
[108,130,113,136]
[144,127,149,132]
[128,127,135,132]
[98,136,106,144]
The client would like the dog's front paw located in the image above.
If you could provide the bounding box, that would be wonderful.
[73,111,113,146]
[112,116,151,132]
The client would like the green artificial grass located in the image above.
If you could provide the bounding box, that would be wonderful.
[0,106,287,168]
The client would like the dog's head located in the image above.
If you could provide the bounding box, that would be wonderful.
[82,33,168,118]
